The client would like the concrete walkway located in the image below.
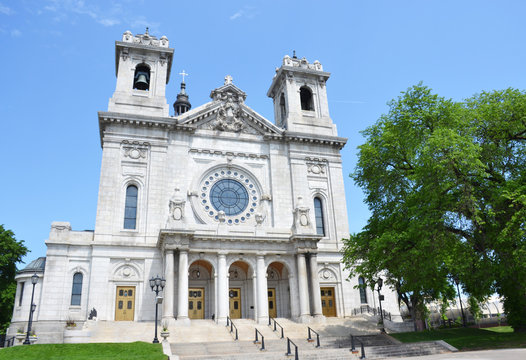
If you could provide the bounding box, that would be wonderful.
[396,348,526,360]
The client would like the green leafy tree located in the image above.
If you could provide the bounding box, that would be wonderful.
[0,225,28,333]
[342,84,526,332]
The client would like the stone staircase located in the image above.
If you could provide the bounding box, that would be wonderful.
[170,317,454,360]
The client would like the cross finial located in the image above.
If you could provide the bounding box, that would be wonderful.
[145,27,149,35]
[179,70,189,83]
[224,75,233,85]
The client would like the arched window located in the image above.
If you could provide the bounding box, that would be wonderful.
[124,185,138,229]
[279,93,286,126]
[133,64,150,91]
[314,197,325,236]
[358,276,367,304]
[300,86,314,111]
[71,272,83,306]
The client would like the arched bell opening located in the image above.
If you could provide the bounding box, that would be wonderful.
[188,260,214,320]
[299,86,314,111]
[133,63,151,91]
[267,262,291,319]
[228,261,254,320]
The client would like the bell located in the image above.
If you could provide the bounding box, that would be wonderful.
[134,71,149,90]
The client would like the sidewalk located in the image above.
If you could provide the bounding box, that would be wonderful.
[397,348,526,360]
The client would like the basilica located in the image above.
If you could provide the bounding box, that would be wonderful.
[9,30,399,343]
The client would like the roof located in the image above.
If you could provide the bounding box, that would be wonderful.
[19,257,46,274]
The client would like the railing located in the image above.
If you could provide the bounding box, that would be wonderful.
[226,316,238,340]
[268,316,284,339]
[307,327,320,348]
[0,334,15,348]
[350,335,366,359]
[286,337,299,360]
[353,305,392,321]
[254,328,265,351]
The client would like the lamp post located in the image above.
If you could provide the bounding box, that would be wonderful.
[453,277,466,327]
[23,273,39,345]
[149,275,166,343]
[376,277,385,333]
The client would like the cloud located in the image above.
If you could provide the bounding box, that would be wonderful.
[230,11,243,20]
[11,29,22,37]
[229,6,256,21]
[41,0,123,27]
[0,3,13,15]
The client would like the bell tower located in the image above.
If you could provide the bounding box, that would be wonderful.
[267,54,337,136]
[108,29,174,117]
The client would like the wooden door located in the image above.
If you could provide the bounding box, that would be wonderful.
[320,287,336,317]
[229,288,241,319]
[188,288,205,319]
[115,286,135,321]
[268,288,277,318]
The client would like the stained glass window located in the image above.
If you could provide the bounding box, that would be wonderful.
[210,179,249,216]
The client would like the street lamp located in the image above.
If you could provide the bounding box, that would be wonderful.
[376,277,385,333]
[453,277,466,327]
[149,275,166,343]
[23,273,39,345]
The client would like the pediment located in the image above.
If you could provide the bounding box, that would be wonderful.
[178,76,282,136]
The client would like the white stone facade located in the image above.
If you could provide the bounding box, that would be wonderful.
[9,30,400,343]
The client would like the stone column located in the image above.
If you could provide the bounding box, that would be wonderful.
[297,253,311,322]
[256,255,268,324]
[163,250,175,324]
[309,253,324,319]
[177,249,189,324]
[217,253,228,323]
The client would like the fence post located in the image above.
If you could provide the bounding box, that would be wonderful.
[351,335,355,351]
[316,333,320,348]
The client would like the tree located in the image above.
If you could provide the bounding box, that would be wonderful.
[342,84,526,332]
[0,225,28,333]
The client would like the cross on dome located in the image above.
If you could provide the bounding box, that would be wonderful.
[224,75,233,85]
[179,70,189,83]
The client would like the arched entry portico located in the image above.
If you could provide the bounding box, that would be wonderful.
[188,260,215,319]
[228,260,254,319]
[267,261,291,318]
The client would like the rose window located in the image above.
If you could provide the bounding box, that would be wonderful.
[200,169,259,225]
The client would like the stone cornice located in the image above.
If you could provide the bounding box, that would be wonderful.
[98,111,194,146]
[98,112,346,149]
[266,131,347,150]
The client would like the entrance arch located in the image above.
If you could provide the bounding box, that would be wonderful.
[228,260,254,319]
[267,262,291,318]
[188,260,215,319]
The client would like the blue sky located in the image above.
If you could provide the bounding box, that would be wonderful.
[1,1,525,266]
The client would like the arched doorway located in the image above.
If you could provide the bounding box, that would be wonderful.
[188,260,214,319]
[228,261,254,319]
[267,262,291,318]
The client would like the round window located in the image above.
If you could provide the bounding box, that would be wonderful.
[210,179,249,216]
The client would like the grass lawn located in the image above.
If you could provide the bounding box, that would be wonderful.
[0,341,167,360]
[390,326,526,351]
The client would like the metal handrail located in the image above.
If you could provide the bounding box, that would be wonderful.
[268,316,284,339]
[254,328,265,350]
[352,305,392,321]
[286,337,299,360]
[307,327,320,348]
[226,316,239,340]
[350,335,366,359]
